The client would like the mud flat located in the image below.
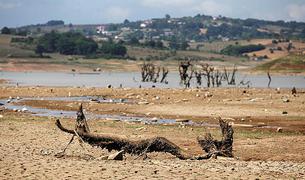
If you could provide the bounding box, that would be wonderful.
[1,86,305,179]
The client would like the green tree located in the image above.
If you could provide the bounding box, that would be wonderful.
[1,27,11,34]
[35,44,45,57]
[100,42,127,56]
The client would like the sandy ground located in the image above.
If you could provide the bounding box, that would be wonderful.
[0,86,305,179]
[1,112,305,179]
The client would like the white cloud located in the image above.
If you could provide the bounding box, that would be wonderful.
[0,1,21,9]
[194,0,230,16]
[105,7,131,22]
[287,3,305,21]
[141,0,195,8]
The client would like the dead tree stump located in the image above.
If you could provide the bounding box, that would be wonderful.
[197,118,234,158]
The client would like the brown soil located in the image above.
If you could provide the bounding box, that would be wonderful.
[1,86,305,179]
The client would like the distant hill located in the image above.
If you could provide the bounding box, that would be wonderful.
[12,14,305,43]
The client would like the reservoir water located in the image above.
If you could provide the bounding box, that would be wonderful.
[1,71,305,88]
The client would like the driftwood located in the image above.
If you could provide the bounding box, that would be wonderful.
[56,105,234,160]
[197,118,234,158]
[56,104,188,159]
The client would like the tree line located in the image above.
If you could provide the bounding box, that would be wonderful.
[35,31,127,57]
[220,44,266,56]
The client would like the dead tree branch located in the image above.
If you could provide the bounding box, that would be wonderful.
[56,105,234,160]
[197,118,234,158]
[56,120,189,159]
[56,105,188,159]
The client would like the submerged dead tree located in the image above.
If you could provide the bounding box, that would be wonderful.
[197,118,234,158]
[179,61,194,88]
[223,65,238,85]
[140,62,169,83]
[267,71,272,88]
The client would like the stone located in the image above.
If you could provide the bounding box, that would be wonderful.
[204,92,212,98]
[176,119,190,123]
[276,127,283,133]
[138,101,149,105]
[108,150,124,160]
[21,107,28,112]
[40,149,52,156]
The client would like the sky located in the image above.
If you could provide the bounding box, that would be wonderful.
[1,0,305,28]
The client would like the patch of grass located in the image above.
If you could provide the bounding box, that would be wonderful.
[255,54,305,72]
[235,129,301,139]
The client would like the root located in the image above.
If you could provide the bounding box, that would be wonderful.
[197,118,234,158]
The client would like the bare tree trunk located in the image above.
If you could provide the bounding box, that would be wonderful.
[267,71,272,88]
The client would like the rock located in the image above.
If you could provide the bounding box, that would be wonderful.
[151,117,158,122]
[108,150,124,160]
[40,149,52,156]
[136,127,146,131]
[277,127,283,133]
[176,119,190,123]
[155,96,160,100]
[107,84,112,88]
[282,97,290,103]
[138,101,149,105]
[282,111,288,115]
[204,92,212,98]
[16,96,21,100]
[13,108,18,112]
[223,99,232,102]
[21,107,28,112]
[276,88,280,94]
[217,156,235,161]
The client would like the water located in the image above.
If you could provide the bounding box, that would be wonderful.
[1,71,305,88]
[0,97,179,125]
[0,96,280,129]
